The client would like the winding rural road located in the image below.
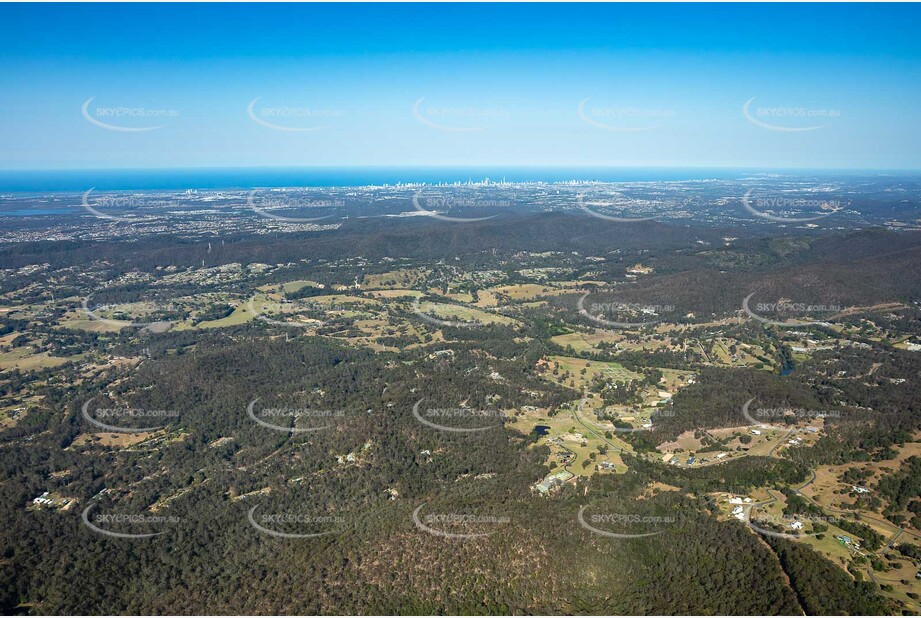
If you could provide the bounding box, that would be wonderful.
[573,399,626,453]
[746,464,920,605]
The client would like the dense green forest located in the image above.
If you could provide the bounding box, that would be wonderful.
[1,214,918,615]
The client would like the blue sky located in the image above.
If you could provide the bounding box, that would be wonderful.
[1,3,919,170]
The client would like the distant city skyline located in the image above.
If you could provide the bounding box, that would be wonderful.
[2,3,919,171]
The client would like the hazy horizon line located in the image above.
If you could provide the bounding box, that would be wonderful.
[4,165,920,174]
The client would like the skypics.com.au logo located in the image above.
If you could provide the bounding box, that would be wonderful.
[246,296,333,328]
[579,399,675,434]
[247,98,345,132]
[577,505,676,539]
[80,188,175,222]
[81,398,179,433]
[247,504,345,539]
[746,512,841,541]
[742,294,841,327]
[246,191,342,223]
[741,398,841,429]
[742,97,840,132]
[578,291,674,328]
[412,98,509,132]
[411,295,511,329]
[82,98,178,132]
[412,503,509,540]
[576,193,656,223]
[578,98,675,132]
[247,504,344,539]
[82,505,180,539]
[411,296,478,328]
[410,190,505,223]
[741,189,846,223]
[81,294,170,329]
[246,399,345,433]
[412,399,509,433]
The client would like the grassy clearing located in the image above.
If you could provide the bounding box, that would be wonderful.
[281,280,324,294]
[551,330,624,353]
[419,302,518,326]
[308,294,377,306]
[0,347,72,371]
[747,488,921,605]
[508,406,628,477]
[0,397,41,428]
[489,283,567,301]
[71,432,153,448]
[707,337,771,368]
[445,291,475,303]
[548,280,608,288]
[473,290,499,308]
[802,439,921,512]
[656,424,800,466]
[367,289,423,299]
[658,368,696,393]
[193,304,255,329]
[867,555,921,606]
[59,314,130,332]
[538,355,641,390]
